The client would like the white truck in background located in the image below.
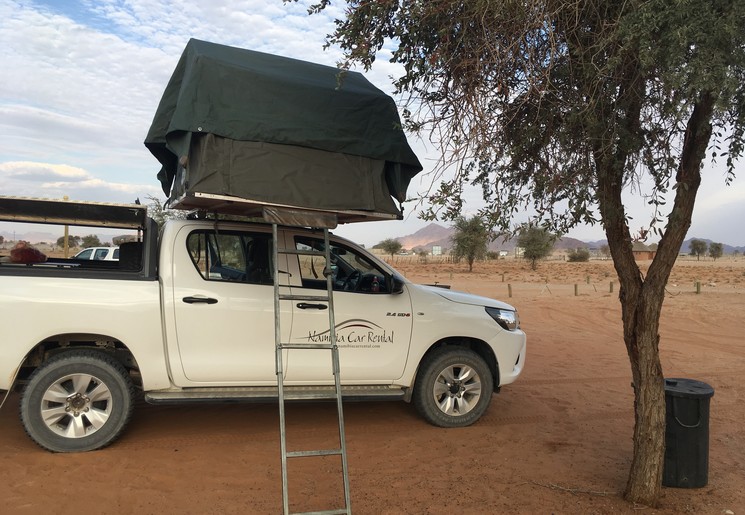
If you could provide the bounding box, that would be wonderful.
[0,197,526,452]
[73,246,119,261]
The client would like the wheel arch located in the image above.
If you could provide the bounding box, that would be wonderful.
[410,337,500,394]
[13,333,142,391]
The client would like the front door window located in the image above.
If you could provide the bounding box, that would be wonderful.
[294,236,389,294]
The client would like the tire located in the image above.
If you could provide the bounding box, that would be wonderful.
[20,350,135,452]
[413,347,494,428]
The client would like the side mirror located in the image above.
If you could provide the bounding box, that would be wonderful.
[386,274,405,294]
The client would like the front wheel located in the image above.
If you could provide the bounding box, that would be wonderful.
[413,348,494,428]
[20,350,134,452]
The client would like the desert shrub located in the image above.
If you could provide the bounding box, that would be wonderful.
[567,248,590,262]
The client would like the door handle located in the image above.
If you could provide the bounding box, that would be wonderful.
[183,296,218,304]
[296,302,328,310]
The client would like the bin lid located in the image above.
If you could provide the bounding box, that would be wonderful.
[664,378,714,399]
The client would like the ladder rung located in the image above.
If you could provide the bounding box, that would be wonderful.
[280,342,335,350]
[284,390,341,401]
[287,448,342,458]
[279,294,329,302]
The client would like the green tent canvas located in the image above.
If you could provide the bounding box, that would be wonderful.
[145,39,422,220]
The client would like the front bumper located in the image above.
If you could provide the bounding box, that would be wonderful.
[493,329,526,386]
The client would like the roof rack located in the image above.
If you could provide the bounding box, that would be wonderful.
[0,196,148,230]
[169,191,402,228]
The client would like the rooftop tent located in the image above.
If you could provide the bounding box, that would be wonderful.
[144,39,422,222]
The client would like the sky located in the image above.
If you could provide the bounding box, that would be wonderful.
[1,0,744,247]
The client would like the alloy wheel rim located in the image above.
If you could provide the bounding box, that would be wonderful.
[432,363,482,416]
[39,373,113,438]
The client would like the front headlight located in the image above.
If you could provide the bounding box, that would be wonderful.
[485,307,520,331]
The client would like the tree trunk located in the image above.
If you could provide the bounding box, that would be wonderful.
[599,188,667,506]
[621,283,666,505]
[596,93,715,506]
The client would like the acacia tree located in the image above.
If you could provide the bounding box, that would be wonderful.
[689,239,708,260]
[81,235,103,248]
[517,225,555,270]
[56,235,81,248]
[304,0,745,505]
[708,242,723,260]
[376,237,403,258]
[451,215,489,271]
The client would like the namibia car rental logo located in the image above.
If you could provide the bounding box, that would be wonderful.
[305,319,394,345]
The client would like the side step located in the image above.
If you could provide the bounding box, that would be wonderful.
[145,385,406,404]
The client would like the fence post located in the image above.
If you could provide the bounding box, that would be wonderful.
[508,284,512,298]
[610,281,614,293]
[574,284,578,296]
[696,281,701,294]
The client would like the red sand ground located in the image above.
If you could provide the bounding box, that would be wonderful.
[1,258,743,514]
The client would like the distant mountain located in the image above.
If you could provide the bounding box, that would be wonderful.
[553,236,590,250]
[397,223,453,250]
[584,240,609,249]
[0,230,59,244]
[396,224,602,253]
[394,225,745,255]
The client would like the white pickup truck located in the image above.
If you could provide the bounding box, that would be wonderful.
[73,246,119,261]
[0,197,526,453]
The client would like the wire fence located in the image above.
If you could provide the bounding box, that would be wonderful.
[402,275,738,299]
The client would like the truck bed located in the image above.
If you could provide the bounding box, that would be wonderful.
[0,196,158,279]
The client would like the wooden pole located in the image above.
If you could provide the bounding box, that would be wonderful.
[63,195,69,258]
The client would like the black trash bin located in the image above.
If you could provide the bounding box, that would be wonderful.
[663,378,715,488]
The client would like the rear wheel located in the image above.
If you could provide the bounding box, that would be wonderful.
[20,350,134,452]
[413,348,494,428]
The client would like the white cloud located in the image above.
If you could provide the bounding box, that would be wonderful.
[41,176,150,194]
[0,161,89,180]
[0,1,352,166]
[0,160,161,203]
[0,2,176,179]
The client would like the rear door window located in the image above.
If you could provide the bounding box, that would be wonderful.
[94,248,109,260]
[186,230,273,285]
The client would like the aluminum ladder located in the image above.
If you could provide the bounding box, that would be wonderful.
[271,223,351,515]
